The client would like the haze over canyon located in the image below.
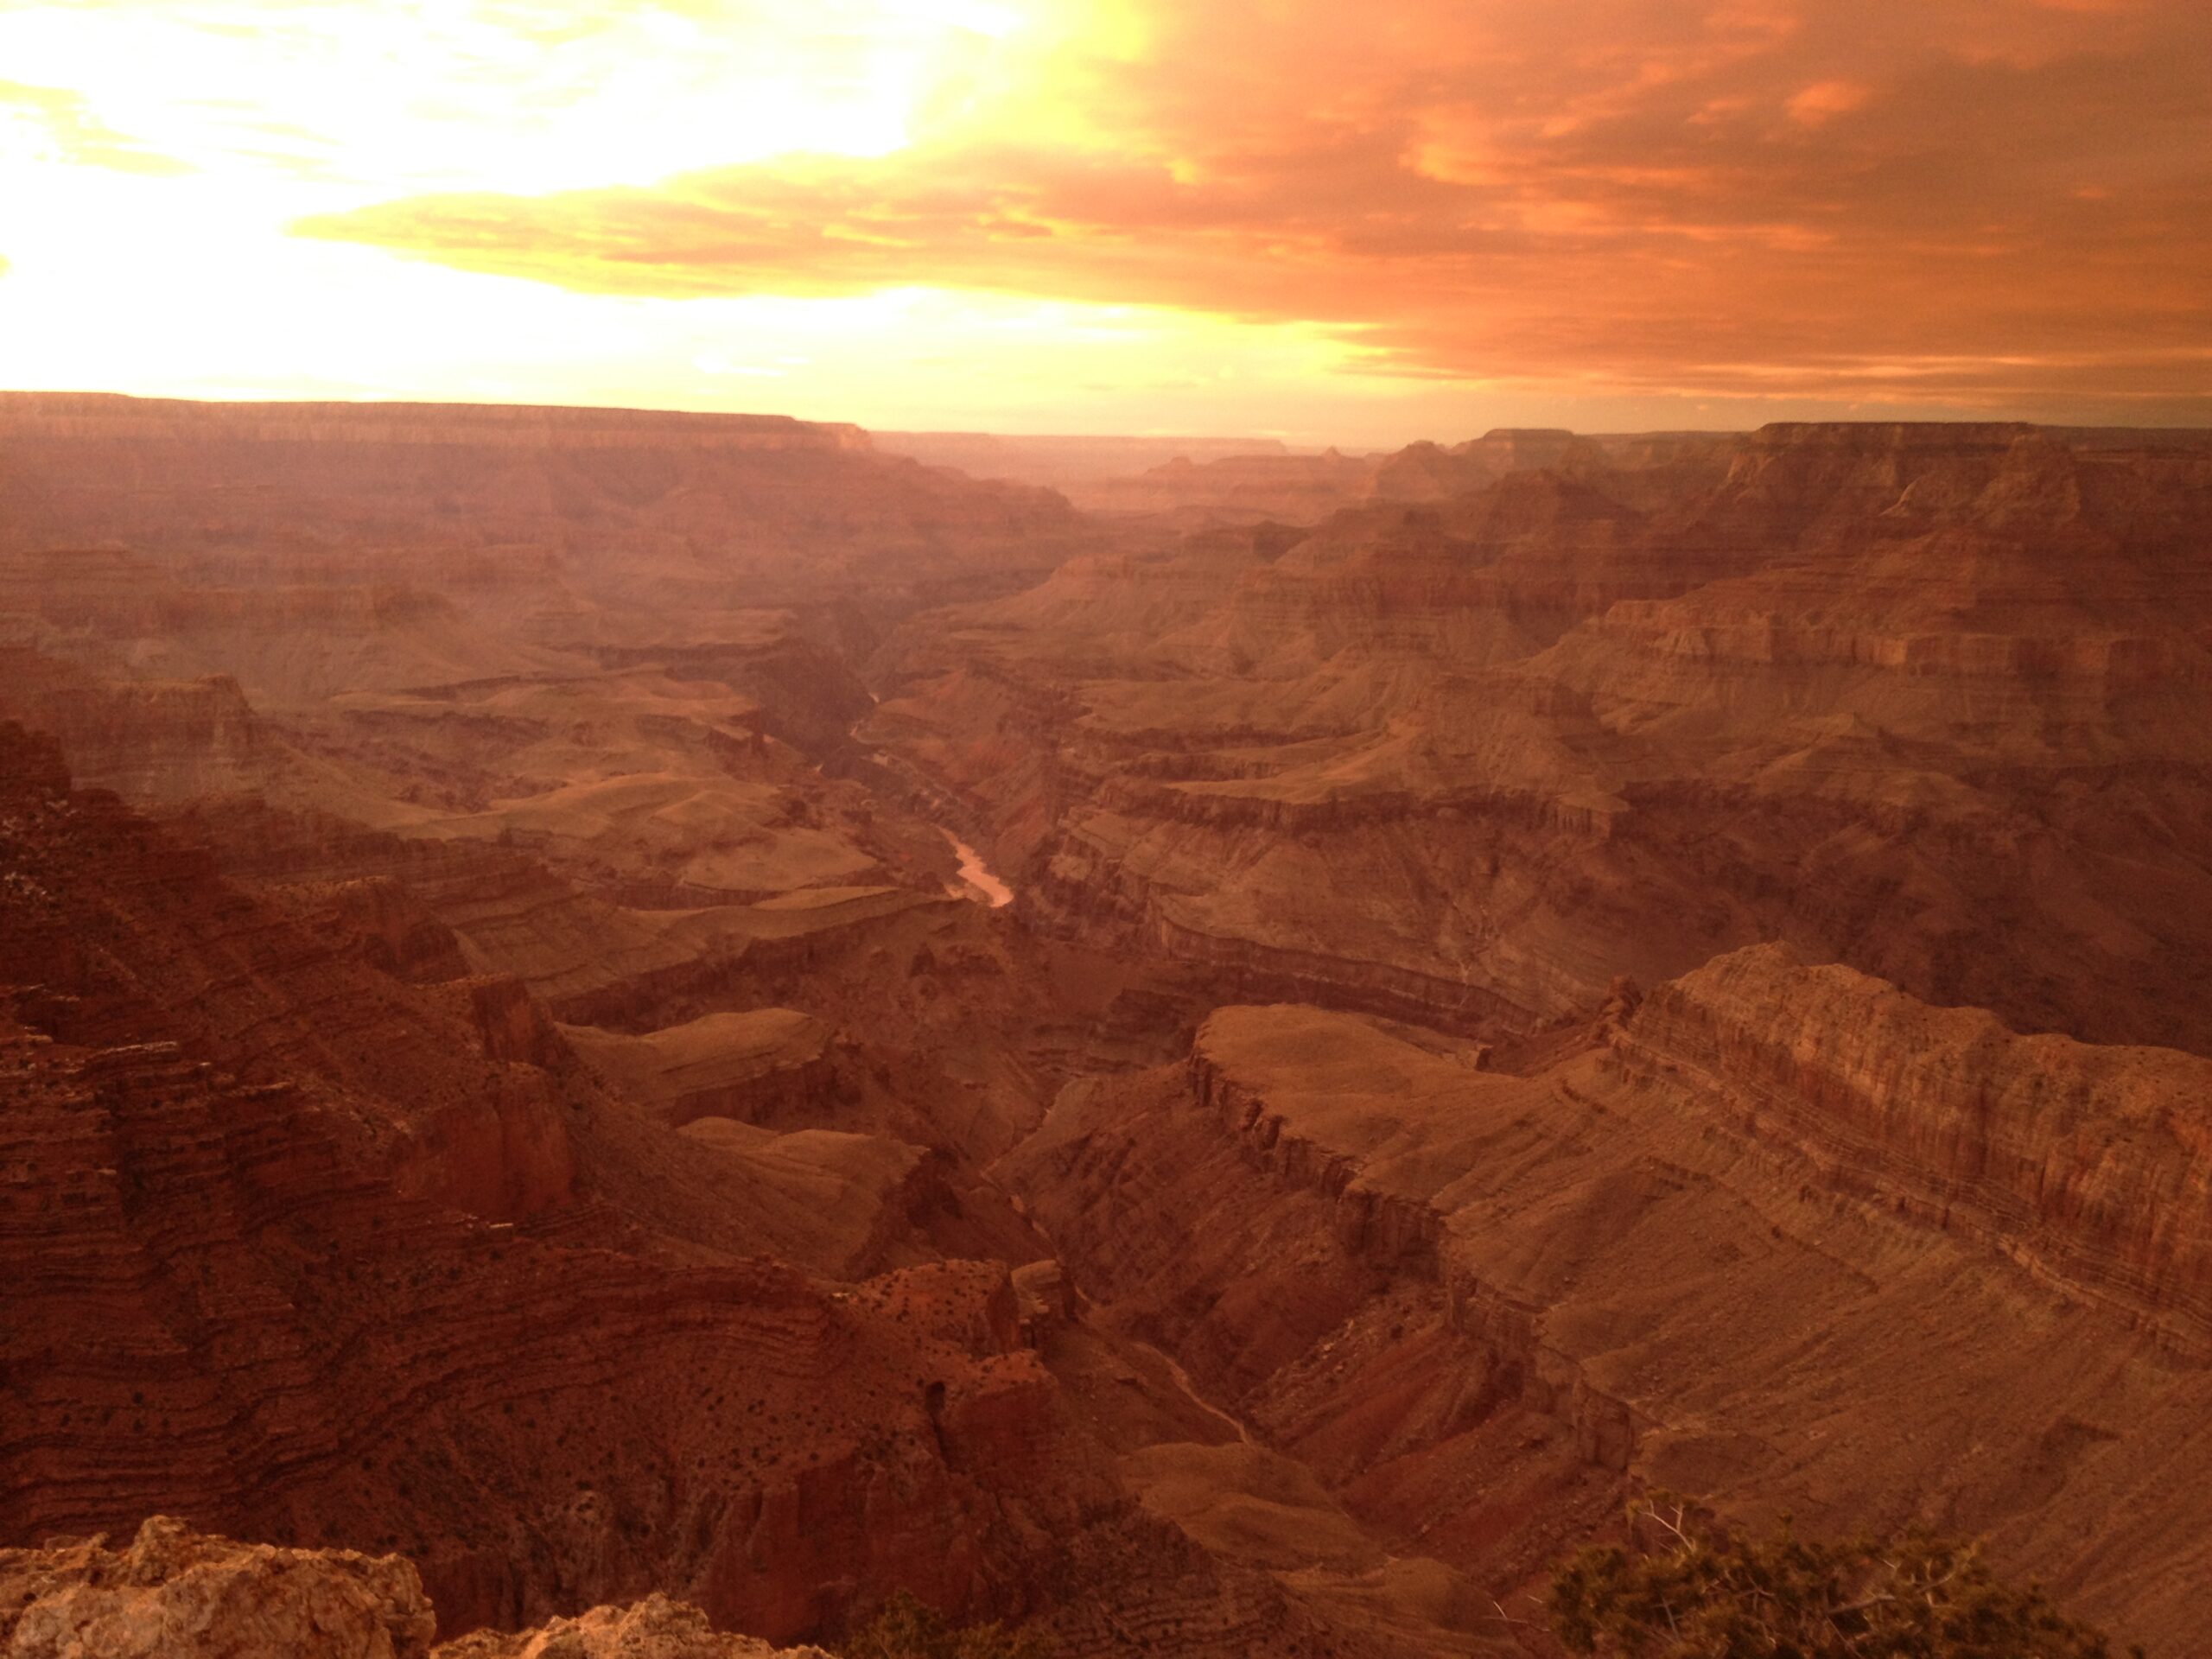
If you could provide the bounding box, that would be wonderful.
[0,392,2208,1657]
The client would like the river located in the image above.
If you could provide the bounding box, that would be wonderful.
[942,829,1014,908]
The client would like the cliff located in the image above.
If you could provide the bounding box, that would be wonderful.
[878,420,2212,1052]
[999,944,2212,1650]
[0,724,1434,1656]
[1618,941,2212,1351]
[0,650,267,801]
[0,391,1090,620]
[0,391,872,451]
[0,728,1012,1636]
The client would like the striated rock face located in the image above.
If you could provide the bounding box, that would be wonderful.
[0,731,988,1636]
[563,1010,832,1128]
[0,650,265,802]
[878,420,2212,1052]
[0,959,1112,1641]
[999,944,2212,1651]
[0,1516,436,1659]
[1620,942,2212,1351]
[0,393,1085,623]
[8,396,2210,1656]
[0,725,1423,1657]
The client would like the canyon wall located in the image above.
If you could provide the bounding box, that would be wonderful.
[875,421,2212,1052]
[1001,944,2212,1650]
[6,398,2209,1656]
[0,391,1090,626]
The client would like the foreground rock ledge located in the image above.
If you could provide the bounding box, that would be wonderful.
[0,1518,831,1659]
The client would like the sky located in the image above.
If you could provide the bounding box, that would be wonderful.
[2,0,2207,445]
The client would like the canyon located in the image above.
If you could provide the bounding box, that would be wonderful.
[2,394,2209,1655]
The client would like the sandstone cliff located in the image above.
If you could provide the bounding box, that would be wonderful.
[999,944,2212,1651]
[0,723,1452,1656]
[7,399,2209,1656]
[0,392,1085,618]
[877,421,2212,1052]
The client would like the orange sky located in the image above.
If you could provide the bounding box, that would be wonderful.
[3,0,2207,442]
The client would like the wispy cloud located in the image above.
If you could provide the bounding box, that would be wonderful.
[3,0,2207,427]
[288,0,2212,414]
[0,79,194,175]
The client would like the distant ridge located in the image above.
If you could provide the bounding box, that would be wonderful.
[0,390,873,452]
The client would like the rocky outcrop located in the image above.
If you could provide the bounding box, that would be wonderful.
[1364,429,1606,504]
[304,875,475,984]
[0,1519,840,1659]
[0,1517,435,1659]
[1001,950,2212,1651]
[1616,942,2212,1351]
[563,1011,833,1128]
[438,1595,832,1658]
[0,652,266,802]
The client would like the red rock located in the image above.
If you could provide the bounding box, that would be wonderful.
[1000,949,2212,1649]
[0,1518,436,1659]
[0,1519,844,1659]
[879,421,2212,1051]
[8,398,2211,1656]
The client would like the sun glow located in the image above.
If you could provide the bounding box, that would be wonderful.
[0,0,1371,435]
[2,0,2205,435]
[0,0,1182,427]
[0,2,1033,192]
[0,0,1309,432]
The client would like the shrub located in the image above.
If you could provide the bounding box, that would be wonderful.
[1547,1495,2141,1658]
[842,1591,1054,1659]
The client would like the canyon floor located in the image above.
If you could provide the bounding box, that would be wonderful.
[3,394,2209,1656]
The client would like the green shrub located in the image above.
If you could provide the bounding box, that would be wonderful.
[842,1591,1053,1659]
[1548,1495,2141,1659]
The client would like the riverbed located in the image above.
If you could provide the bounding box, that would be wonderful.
[942,829,1014,908]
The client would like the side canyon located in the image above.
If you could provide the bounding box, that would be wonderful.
[3,394,2209,1654]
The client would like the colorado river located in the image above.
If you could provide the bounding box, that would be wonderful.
[943,829,1014,908]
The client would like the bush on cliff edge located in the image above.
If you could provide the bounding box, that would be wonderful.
[841,1592,1052,1659]
[1548,1495,2141,1659]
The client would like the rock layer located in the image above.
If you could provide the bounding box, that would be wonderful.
[6,400,2210,1656]
[879,421,2212,1052]
[1001,945,2212,1650]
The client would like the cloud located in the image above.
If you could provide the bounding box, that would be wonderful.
[1785,79,1871,124]
[194,0,2212,415]
[0,79,194,175]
